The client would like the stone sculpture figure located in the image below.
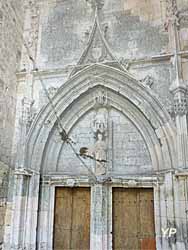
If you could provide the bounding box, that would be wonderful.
[92,107,108,134]
[90,105,108,175]
[93,132,107,175]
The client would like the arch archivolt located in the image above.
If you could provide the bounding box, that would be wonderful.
[25,64,176,175]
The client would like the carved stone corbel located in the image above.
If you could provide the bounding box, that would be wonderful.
[140,75,155,88]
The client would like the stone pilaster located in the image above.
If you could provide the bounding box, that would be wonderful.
[8,171,29,250]
[173,172,188,250]
[14,97,35,169]
[166,0,188,170]
[24,173,40,250]
[37,183,55,250]
[4,169,40,250]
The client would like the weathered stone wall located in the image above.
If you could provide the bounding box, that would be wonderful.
[39,0,168,68]
[9,0,174,162]
[0,0,24,247]
[14,0,187,177]
[2,0,188,250]
[19,0,175,121]
[15,0,175,179]
[0,0,24,164]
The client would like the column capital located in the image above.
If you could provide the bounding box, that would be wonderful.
[169,80,188,116]
[173,96,188,116]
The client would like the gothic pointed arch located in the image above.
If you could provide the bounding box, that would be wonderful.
[25,63,176,175]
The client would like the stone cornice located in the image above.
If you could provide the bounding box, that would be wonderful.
[16,50,188,80]
[175,170,188,177]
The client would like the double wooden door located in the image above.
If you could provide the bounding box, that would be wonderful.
[53,187,90,250]
[53,187,155,250]
[112,188,156,250]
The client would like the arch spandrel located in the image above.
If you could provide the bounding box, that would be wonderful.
[25,64,176,174]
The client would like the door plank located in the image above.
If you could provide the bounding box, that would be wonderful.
[71,188,90,250]
[113,188,139,250]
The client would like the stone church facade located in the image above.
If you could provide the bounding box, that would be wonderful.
[1,0,188,249]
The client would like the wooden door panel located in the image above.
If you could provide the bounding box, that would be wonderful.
[71,188,90,250]
[113,189,139,250]
[53,187,90,250]
[54,188,72,250]
[113,188,156,250]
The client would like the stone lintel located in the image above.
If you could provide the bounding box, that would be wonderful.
[41,174,164,186]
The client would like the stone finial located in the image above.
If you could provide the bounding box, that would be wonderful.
[164,0,180,30]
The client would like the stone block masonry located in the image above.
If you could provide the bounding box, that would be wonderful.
[0,0,24,165]
[0,0,24,246]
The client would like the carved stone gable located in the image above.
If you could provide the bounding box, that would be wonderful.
[70,8,127,76]
[78,12,114,65]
